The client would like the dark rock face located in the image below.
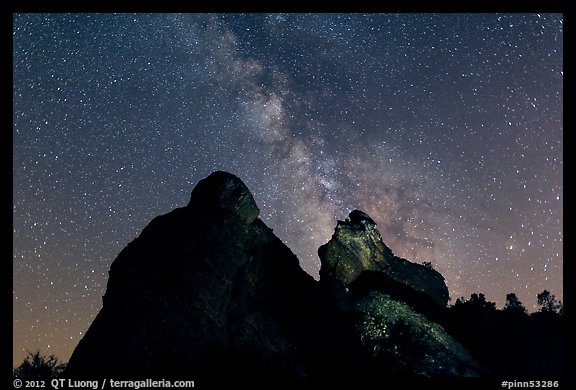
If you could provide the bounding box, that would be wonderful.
[188,171,259,224]
[66,172,481,380]
[66,171,329,379]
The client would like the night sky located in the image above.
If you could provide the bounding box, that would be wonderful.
[13,13,563,366]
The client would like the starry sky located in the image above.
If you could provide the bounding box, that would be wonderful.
[13,13,563,367]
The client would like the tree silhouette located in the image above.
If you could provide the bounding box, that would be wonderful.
[446,289,563,377]
[13,351,66,379]
[454,293,497,312]
[503,293,527,315]
[537,290,562,314]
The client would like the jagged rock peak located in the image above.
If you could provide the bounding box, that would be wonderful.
[188,170,259,224]
[349,209,376,225]
[337,209,386,247]
[319,209,449,308]
[320,209,393,286]
[66,171,318,378]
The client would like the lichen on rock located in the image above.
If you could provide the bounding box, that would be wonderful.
[355,292,484,377]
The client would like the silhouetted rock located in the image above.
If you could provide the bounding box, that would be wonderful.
[319,209,449,309]
[188,171,259,224]
[65,171,330,379]
[65,172,483,380]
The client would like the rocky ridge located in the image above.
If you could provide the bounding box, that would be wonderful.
[65,171,484,380]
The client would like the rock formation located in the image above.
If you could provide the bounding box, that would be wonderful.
[319,209,449,310]
[65,171,484,380]
[318,210,484,376]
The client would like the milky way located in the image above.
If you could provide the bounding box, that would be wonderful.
[13,13,563,366]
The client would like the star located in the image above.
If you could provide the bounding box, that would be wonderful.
[13,12,562,367]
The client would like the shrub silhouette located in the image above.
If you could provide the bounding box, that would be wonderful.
[537,290,562,314]
[445,290,563,377]
[453,292,497,312]
[503,293,527,315]
[13,350,66,379]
